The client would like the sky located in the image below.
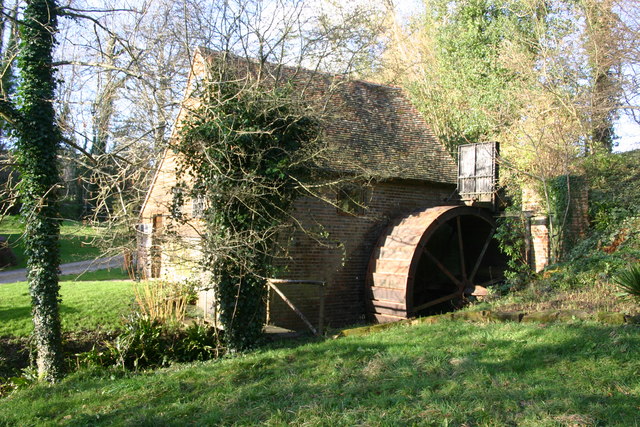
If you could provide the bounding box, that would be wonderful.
[67,0,639,153]
[615,113,640,152]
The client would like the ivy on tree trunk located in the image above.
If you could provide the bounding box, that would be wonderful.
[14,0,63,381]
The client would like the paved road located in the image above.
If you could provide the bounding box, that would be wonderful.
[0,255,125,284]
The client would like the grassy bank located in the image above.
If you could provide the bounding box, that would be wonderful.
[474,275,640,316]
[0,320,638,425]
[475,151,640,317]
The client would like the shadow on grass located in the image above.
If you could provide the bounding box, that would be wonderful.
[0,229,102,272]
[1,305,82,340]
[7,322,638,425]
[0,305,80,323]
[0,306,31,323]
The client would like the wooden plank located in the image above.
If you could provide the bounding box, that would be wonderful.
[372,259,411,274]
[423,248,463,288]
[268,281,318,336]
[382,233,422,248]
[376,299,407,310]
[318,284,325,334]
[378,245,416,260]
[371,272,408,289]
[470,226,496,282]
[456,216,467,281]
[458,142,497,204]
[467,285,488,296]
[369,286,406,303]
[372,313,406,324]
[412,291,461,313]
[269,279,325,286]
[372,304,408,316]
[371,299,406,311]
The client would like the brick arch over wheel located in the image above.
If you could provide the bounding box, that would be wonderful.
[366,205,500,323]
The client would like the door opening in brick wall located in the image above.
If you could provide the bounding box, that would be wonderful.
[151,214,163,278]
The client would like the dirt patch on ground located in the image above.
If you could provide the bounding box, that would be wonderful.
[487,280,639,315]
[0,331,115,380]
[0,337,29,378]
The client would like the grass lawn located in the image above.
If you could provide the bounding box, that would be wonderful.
[59,268,130,282]
[0,320,638,425]
[0,279,135,338]
[0,216,106,270]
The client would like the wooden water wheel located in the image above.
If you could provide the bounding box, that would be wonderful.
[366,205,505,323]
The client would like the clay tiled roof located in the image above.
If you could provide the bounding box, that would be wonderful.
[319,79,457,184]
[194,49,457,185]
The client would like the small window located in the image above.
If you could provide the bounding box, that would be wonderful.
[336,185,368,216]
[192,195,206,218]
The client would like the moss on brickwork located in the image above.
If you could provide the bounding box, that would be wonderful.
[335,308,639,338]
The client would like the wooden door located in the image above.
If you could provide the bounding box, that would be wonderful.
[150,215,163,278]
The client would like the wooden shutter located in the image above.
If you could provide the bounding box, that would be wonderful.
[458,142,498,206]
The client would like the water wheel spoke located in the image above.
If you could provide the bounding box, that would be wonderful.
[477,278,502,287]
[456,217,467,281]
[469,226,496,282]
[412,290,460,313]
[423,248,464,290]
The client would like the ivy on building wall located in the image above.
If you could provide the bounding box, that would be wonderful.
[546,175,587,262]
[173,64,319,350]
[495,174,587,282]
[494,213,531,284]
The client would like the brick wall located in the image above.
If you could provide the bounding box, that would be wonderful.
[140,178,455,330]
[530,216,550,273]
[137,49,461,329]
[522,185,544,214]
[564,177,589,247]
[522,186,550,272]
[138,148,205,279]
[268,180,456,329]
[521,177,589,272]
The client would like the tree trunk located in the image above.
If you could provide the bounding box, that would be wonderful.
[583,0,621,154]
[15,0,63,382]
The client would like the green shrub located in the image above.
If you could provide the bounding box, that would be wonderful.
[173,323,224,363]
[585,151,640,225]
[614,264,640,301]
[0,375,32,397]
[494,214,533,288]
[76,314,224,371]
[108,314,167,370]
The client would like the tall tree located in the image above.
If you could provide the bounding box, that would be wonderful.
[0,2,19,213]
[381,0,543,151]
[0,0,63,381]
[0,1,19,149]
[581,0,622,153]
